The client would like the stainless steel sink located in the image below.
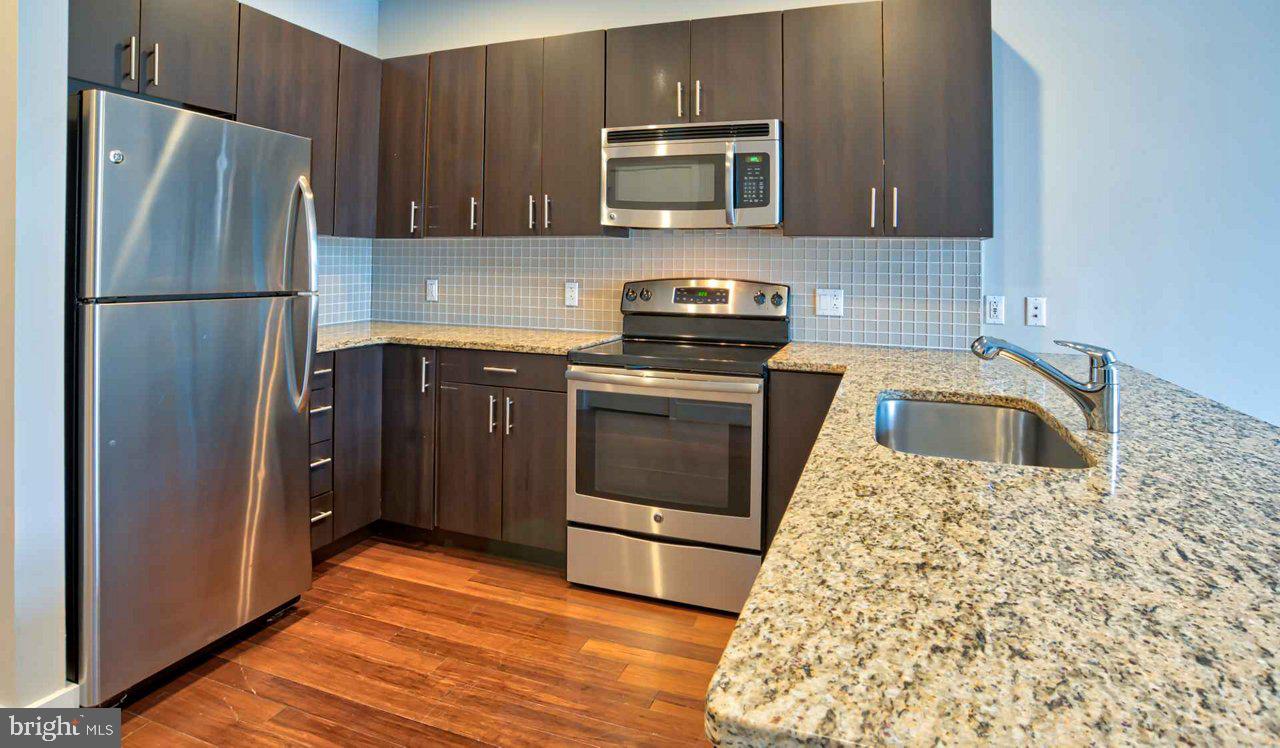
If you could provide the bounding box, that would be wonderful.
[874,398,1091,469]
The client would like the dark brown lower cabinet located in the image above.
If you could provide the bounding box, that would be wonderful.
[501,389,567,552]
[381,346,436,529]
[765,371,841,551]
[333,346,383,539]
[436,382,504,539]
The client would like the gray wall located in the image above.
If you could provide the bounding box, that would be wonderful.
[239,0,379,55]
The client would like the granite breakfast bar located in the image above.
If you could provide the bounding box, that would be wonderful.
[707,343,1280,745]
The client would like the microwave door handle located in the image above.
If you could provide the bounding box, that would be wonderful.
[724,142,737,227]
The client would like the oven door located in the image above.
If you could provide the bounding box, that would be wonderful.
[566,366,763,550]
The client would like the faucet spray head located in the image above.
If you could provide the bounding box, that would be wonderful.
[971,336,999,360]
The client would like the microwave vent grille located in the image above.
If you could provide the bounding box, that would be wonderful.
[606,121,773,144]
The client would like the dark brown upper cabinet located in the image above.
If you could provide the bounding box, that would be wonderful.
[883,0,993,238]
[483,39,544,237]
[333,46,382,238]
[69,0,239,114]
[427,46,486,236]
[606,21,690,127]
[542,30,605,237]
[376,54,430,238]
[501,388,567,553]
[381,346,436,529]
[783,2,885,237]
[689,12,781,122]
[236,6,340,234]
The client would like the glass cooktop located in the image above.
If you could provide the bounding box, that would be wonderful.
[569,338,782,377]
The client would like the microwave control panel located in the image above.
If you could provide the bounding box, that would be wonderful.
[735,153,771,208]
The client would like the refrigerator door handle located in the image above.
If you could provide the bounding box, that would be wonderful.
[289,175,320,411]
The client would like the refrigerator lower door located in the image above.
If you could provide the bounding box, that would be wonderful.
[79,295,312,705]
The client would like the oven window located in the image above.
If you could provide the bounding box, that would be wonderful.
[605,155,724,211]
[575,390,752,516]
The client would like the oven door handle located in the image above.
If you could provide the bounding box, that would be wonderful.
[566,368,762,394]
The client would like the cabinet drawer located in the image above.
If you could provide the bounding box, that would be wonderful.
[312,352,334,390]
[309,440,333,498]
[439,349,567,392]
[309,387,333,444]
[310,492,334,550]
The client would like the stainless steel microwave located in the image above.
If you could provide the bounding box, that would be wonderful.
[600,119,781,230]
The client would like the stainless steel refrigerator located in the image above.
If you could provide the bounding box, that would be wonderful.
[74,90,318,705]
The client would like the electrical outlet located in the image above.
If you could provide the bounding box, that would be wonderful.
[984,295,1006,325]
[425,278,439,302]
[564,281,580,307]
[815,288,844,317]
[1025,296,1047,327]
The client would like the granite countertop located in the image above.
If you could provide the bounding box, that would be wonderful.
[316,321,618,355]
[707,342,1280,745]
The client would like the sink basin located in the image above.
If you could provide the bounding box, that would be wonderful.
[874,397,1091,469]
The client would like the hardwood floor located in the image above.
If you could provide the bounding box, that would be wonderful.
[121,538,736,746]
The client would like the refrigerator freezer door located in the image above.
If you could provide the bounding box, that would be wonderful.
[78,89,313,299]
[79,296,312,705]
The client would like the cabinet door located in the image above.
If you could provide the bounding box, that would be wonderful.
[541,30,605,237]
[883,0,993,238]
[334,46,382,238]
[689,12,781,122]
[381,347,436,529]
[139,0,239,113]
[501,388,567,553]
[236,6,340,234]
[605,21,690,127]
[765,371,840,551]
[69,0,140,92]
[427,46,486,236]
[782,3,885,237]
[483,39,543,237]
[437,383,503,539]
[376,54,430,238]
[333,346,383,538]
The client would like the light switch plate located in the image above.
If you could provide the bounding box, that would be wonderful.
[564,281,580,307]
[425,278,439,302]
[984,295,1006,325]
[816,288,844,317]
[1025,296,1047,326]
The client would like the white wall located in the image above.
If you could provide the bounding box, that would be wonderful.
[378,0,1280,425]
[241,0,380,55]
[0,0,72,708]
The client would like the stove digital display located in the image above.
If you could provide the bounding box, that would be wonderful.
[674,287,729,305]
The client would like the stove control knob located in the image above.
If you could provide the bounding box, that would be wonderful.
[753,290,767,305]
[771,292,785,307]
[639,287,653,302]
[624,287,638,302]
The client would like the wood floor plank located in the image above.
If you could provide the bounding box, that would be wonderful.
[123,720,214,747]
[618,663,714,700]
[580,638,719,677]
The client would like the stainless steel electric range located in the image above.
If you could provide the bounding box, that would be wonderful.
[565,278,789,612]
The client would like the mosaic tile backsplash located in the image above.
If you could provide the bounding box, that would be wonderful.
[320,231,983,350]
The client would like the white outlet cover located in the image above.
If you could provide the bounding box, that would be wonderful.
[984,295,1006,325]
[815,288,844,317]
[564,281,580,307]
[1026,296,1047,327]
[425,278,439,302]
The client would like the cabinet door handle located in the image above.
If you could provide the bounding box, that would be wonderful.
[409,200,419,234]
[504,396,513,435]
[676,81,683,118]
[420,356,430,392]
[543,194,550,230]
[148,42,160,87]
[308,405,332,414]
[528,194,535,230]
[488,394,497,433]
[482,366,517,375]
[126,35,138,82]
[469,196,478,231]
[313,368,333,376]
[310,510,333,525]
[892,187,899,229]
[870,187,877,229]
[694,79,702,117]
[309,457,332,469]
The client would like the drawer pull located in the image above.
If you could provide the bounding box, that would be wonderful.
[313,368,333,376]
[310,510,333,525]
[482,366,518,375]
[309,405,333,414]
[309,457,332,469]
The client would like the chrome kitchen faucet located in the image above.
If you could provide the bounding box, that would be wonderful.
[971,337,1120,433]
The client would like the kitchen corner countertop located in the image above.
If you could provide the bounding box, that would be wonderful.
[316,321,618,356]
[707,342,1280,745]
